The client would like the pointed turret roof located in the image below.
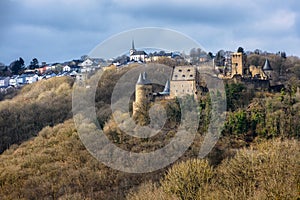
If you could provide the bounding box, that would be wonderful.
[136,72,151,85]
[136,73,145,85]
[143,72,150,84]
[163,79,170,93]
[263,59,272,71]
[159,80,170,95]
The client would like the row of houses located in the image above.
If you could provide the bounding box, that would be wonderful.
[0,59,102,88]
[33,58,103,74]
[0,71,86,88]
[0,72,61,88]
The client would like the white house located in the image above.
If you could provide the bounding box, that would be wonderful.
[63,65,71,72]
[69,71,78,77]
[0,77,10,87]
[25,74,39,84]
[80,65,96,73]
[17,75,27,84]
[9,75,18,87]
[80,58,94,67]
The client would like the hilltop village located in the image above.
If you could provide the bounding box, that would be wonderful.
[0,40,288,101]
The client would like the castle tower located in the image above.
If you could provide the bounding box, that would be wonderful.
[170,66,198,99]
[263,59,273,79]
[231,52,247,77]
[132,72,153,118]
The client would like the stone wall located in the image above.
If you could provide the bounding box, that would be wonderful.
[133,84,153,117]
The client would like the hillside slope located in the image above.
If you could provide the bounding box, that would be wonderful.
[0,120,164,199]
[0,77,74,153]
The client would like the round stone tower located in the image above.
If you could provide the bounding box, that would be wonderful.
[133,72,153,118]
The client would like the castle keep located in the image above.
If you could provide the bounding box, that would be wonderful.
[231,52,247,77]
[170,66,199,98]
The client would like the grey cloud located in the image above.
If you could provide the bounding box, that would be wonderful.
[114,3,255,27]
[0,0,299,64]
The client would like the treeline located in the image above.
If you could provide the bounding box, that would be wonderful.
[0,76,74,153]
[128,139,299,200]
[223,83,300,140]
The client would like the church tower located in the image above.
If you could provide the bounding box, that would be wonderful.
[130,40,136,56]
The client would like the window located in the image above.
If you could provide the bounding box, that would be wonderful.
[175,75,178,78]
[187,69,190,72]
[190,74,193,77]
[179,69,182,72]
[182,75,185,77]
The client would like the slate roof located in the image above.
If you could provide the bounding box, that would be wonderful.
[136,73,146,85]
[171,66,196,81]
[136,72,151,85]
[142,72,150,84]
[263,59,272,71]
[132,51,147,56]
[160,80,170,95]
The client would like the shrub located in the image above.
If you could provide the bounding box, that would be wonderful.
[212,139,300,199]
[127,182,178,200]
[161,159,213,200]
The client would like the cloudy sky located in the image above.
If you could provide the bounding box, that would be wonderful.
[0,0,299,65]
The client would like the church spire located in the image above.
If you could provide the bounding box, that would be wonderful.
[130,39,136,56]
[132,39,135,50]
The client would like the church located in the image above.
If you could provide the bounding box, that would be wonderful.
[129,40,147,62]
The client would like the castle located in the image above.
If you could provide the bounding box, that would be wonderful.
[131,46,283,119]
[132,66,202,118]
[220,52,274,80]
[217,51,282,91]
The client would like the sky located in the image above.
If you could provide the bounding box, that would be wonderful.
[0,0,299,65]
